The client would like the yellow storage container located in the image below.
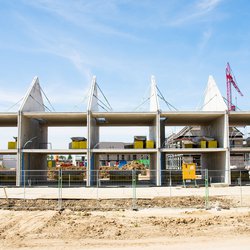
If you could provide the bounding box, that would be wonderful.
[72,141,79,149]
[146,140,154,148]
[134,141,144,149]
[200,140,206,148]
[48,160,52,168]
[8,141,17,149]
[184,143,193,148]
[208,140,217,148]
[182,163,196,180]
[79,140,87,149]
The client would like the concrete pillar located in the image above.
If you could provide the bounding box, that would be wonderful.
[17,77,47,186]
[87,76,99,186]
[201,112,229,183]
[87,111,99,186]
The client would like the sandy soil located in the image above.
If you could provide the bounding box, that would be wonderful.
[0,197,250,250]
[0,195,238,210]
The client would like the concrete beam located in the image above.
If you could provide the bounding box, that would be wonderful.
[22,112,87,126]
[229,111,250,126]
[22,149,87,154]
[0,113,18,127]
[91,112,156,126]
[161,111,225,126]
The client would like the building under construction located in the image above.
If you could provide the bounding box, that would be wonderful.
[0,74,250,186]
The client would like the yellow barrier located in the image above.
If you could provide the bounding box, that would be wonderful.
[72,141,79,149]
[8,141,17,149]
[79,141,87,149]
[200,140,206,148]
[208,140,217,148]
[134,141,143,149]
[146,140,154,148]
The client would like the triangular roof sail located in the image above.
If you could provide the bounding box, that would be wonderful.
[202,75,227,111]
[87,76,98,111]
[20,76,45,112]
[149,75,160,112]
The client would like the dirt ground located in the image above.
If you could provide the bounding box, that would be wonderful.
[0,196,250,250]
[0,195,238,210]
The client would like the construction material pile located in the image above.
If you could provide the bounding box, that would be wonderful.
[98,162,146,179]
[121,161,146,171]
[48,166,87,180]
[99,166,119,178]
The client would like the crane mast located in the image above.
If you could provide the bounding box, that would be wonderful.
[226,62,243,111]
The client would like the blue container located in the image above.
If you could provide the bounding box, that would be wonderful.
[118,160,127,168]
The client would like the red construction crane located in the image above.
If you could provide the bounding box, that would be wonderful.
[226,62,243,111]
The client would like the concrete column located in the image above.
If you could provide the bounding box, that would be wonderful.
[16,111,22,186]
[149,76,161,186]
[160,117,166,185]
[87,76,99,186]
[17,77,47,186]
[201,112,228,183]
[87,111,100,186]
[225,112,231,184]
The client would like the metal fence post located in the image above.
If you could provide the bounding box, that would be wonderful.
[132,169,137,211]
[96,170,99,199]
[169,169,172,198]
[170,155,173,187]
[23,170,26,199]
[58,168,62,210]
[205,169,209,209]
[240,170,242,207]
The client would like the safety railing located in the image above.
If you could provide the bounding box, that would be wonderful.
[0,169,249,210]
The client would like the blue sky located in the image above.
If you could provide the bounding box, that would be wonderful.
[0,0,250,112]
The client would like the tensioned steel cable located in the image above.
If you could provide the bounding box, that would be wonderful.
[199,95,217,110]
[93,94,112,111]
[91,100,109,112]
[6,97,24,111]
[40,87,56,111]
[73,89,90,111]
[96,83,113,111]
[97,103,109,112]
[156,86,178,111]
[133,94,153,111]
[158,95,172,111]
[29,94,52,112]
[33,83,55,112]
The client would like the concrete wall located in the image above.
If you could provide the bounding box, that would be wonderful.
[201,114,226,148]
[19,116,48,184]
[200,114,228,183]
[202,152,227,183]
